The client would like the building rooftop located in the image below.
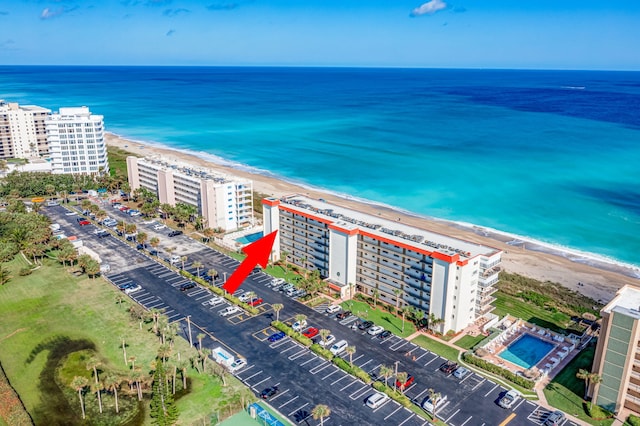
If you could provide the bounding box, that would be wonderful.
[603,285,640,315]
[136,156,251,186]
[277,195,500,260]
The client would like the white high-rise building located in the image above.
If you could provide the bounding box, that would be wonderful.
[46,107,109,176]
[0,100,51,159]
[127,156,254,231]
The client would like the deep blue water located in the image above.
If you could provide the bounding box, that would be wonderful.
[499,334,556,369]
[1,66,639,266]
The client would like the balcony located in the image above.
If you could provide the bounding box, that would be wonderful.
[476,304,495,315]
[480,286,498,297]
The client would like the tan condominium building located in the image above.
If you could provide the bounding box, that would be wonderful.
[46,107,109,176]
[263,195,502,333]
[0,99,51,159]
[127,156,253,231]
[591,285,640,417]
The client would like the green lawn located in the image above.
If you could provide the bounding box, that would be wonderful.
[411,335,461,361]
[106,145,134,179]
[0,257,245,425]
[543,346,614,426]
[455,334,486,350]
[339,300,417,338]
[493,292,576,334]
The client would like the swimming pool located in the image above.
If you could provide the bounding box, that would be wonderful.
[235,232,263,245]
[499,334,555,369]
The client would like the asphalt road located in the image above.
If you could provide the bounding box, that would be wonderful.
[44,204,575,426]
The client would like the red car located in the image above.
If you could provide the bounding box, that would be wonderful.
[395,374,415,389]
[302,327,319,338]
[78,220,91,226]
[248,298,263,307]
[119,206,130,211]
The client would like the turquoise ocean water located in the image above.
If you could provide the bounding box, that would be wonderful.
[1,66,639,268]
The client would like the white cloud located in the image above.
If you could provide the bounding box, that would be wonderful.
[40,6,78,20]
[410,0,447,17]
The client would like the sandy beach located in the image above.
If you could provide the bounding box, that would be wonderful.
[106,132,640,304]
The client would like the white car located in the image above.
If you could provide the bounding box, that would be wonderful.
[498,390,520,409]
[129,211,141,216]
[367,325,385,336]
[143,219,156,225]
[318,335,336,348]
[208,296,225,307]
[153,224,166,231]
[65,211,77,216]
[228,358,247,372]
[238,293,253,303]
[124,284,142,294]
[292,320,307,332]
[422,394,447,413]
[453,367,469,379]
[270,278,285,287]
[169,255,181,264]
[325,305,341,314]
[366,392,389,409]
[112,203,122,209]
[329,339,348,355]
[219,306,241,317]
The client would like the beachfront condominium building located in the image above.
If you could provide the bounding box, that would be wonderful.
[591,285,640,417]
[46,107,109,176]
[126,156,254,231]
[263,195,502,333]
[0,100,51,159]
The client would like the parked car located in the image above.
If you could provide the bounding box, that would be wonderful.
[318,334,336,347]
[179,282,196,291]
[238,293,253,303]
[285,287,298,297]
[169,255,181,264]
[292,320,307,332]
[124,284,142,294]
[544,410,566,426]
[366,392,389,409]
[422,394,447,414]
[168,230,183,237]
[329,340,348,355]
[498,390,520,409]
[302,327,319,338]
[219,306,241,317]
[454,367,469,379]
[248,298,263,307]
[118,282,135,291]
[325,305,341,314]
[368,325,384,336]
[97,230,110,238]
[78,220,91,226]
[378,330,392,340]
[228,358,247,373]
[395,374,415,390]
[271,282,285,291]
[270,278,285,287]
[358,320,374,330]
[148,249,158,256]
[136,243,147,250]
[153,224,166,230]
[440,362,458,374]
[268,331,286,342]
[208,296,225,307]
[260,386,278,399]
[336,311,352,320]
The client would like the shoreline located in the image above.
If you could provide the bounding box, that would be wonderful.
[105,132,640,304]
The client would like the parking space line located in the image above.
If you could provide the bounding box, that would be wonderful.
[157,272,175,278]
[281,345,302,354]
[358,359,373,369]
[472,378,486,391]
[251,376,272,388]
[350,354,364,364]
[340,380,358,391]
[310,363,332,375]
[384,405,403,420]
[413,387,430,402]
[414,351,429,362]
[445,408,460,423]
[424,356,438,367]
[460,415,474,426]
[243,370,263,381]
[288,348,308,360]
[390,340,410,351]
[269,389,289,402]
[278,395,298,409]
[270,338,291,349]
[195,293,212,300]
[147,301,165,309]
[398,411,415,426]
[348,384,370,400]
[460,372,474,383]
[167,313,182,321]
[330,375,349,385]
[321,368,341,381]
[300,356,317,366]
[137,295,156,303]
[513,398,526,411]
[287,402,309,417]
[187,289,206,297]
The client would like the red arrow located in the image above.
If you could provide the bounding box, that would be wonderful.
[222,230,278,295]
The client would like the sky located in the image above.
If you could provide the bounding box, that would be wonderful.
[0,0,639,70]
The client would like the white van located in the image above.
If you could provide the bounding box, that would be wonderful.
[329,340,348,355]
[366,392,389,409]
[292,320,307,332]
[326,305,341,314]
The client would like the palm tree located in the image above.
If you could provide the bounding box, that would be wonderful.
[393,288,403,312]
[104,374,120,413]
[149,236,160,252]
[319,329,331,347]
[137,231,148,247]
[294,314,307,331]
[272,303,284,322]
[202,227,215,243]
[0,265,11,286]
[396,371,408,393]
[177,359,189,390]
[577,369,601,399]
[180,256,188,270]
[372,288,380,308]
[379,365,393,387]
[86,356,103,412]
[70,376,89,419]
[401,307,412,333]
[116,220,126,235]
[345,346,356,367]
[197,333,206,353]
[192,261,203,277]
[207,268,218,282]
[311,404,331,426]
[428,388,442,417]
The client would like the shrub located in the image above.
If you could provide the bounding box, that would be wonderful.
[331,357,371,384]
[627,414,640,426]
[584,402,613,420]
[370,382,411,407]
[310,344,334,361]
[270,321,312,347]
[19,267,32,276]
[462,352,535,390]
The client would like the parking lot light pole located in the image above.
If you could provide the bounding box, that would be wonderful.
[394,360,400,390]
[223,272,227,283]
[187,315,193,347]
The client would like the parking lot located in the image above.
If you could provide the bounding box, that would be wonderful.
[44,204,576,426]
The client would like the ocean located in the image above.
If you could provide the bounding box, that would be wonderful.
[1,66,639,268]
